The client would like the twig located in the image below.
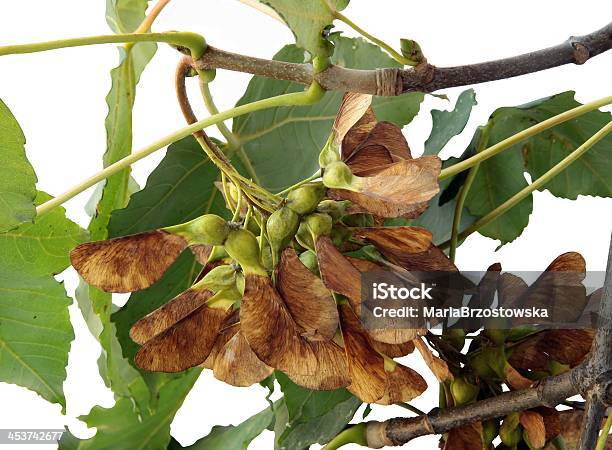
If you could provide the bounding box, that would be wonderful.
[364,236,612,448]
[192,22,612,96]
[577,235,612,449]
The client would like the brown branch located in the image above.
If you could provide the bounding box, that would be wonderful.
[364,235,612,448]
[191,21,612,96]
[577,237,612,449]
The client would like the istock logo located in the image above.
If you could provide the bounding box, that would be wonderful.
[372,282,433,300]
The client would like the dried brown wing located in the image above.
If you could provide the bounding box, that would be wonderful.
[190,244,212,265]
[508,329,594,371]
[134,303,230,372]
[414,337,453,382]
[376,362,427,405]
[520,252,587,323]
[328,157,441,218]
[130,287,214,345]
[342,106,377,160]
[520,411,546,449]
[370,339,415,358]
[339,303,387,403]
[443,422,484,450]
[497,272,529,309]
[276,248,339,340]
[346,122,412,176]
[504,364,534,390]
[353,226,457,272]
[332,93,373,148]
[213,330,273,387]
[240,274,349,389]
[315,236,363,311]
[71,230,187,292]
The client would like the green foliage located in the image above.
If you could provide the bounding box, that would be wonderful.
[233,35,424,192]
[59,372,199,450]
[0,192,86,408]
[464,91,612,245]
[274,372,361,449]
[0,98,37,232]
[77,0,157,409]
[170,406,274,449]
[424,89,477,156]
[259,0,349,57]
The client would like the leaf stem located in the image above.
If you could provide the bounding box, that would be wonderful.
[448,124,491,261]
[333,10,417,66]
[398,402,427,416]
[596,414,612,450]
[0,31,206,59]
[439,120,612,248]
[438,95,612,181]
[198,78,261,186]
[132,0,172,35]
[277,172,321,196]
[322,424,367,450]
[36,82,325,217]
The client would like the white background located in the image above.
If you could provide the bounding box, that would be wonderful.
[0,1,611,449]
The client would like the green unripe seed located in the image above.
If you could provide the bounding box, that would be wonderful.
[260,243,273,271]
[197,265,237,293]
[296,221,314,252]
[450,377,479,405]
[287,183,326,215]
[165,214,229,245]
[317,199,350,222]
[299,250,319,275]
[323,161,355,189]
[499,413,522,446]
[442,328,466,351]
[224,229,266,275]
[318,135,341,168]
[207,245,229,263]
[303,213,333,238]
[482,419,499,447]
[267,207,300,252]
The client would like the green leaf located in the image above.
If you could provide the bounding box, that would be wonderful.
[274,372,361,449]
[170,406,274,449]
[0,192,86,408]
[461,91,611,245]
[233,35,424,192]
[69,136,228,445]
[0,98,37,232]
[59,372,199,450]
[77,0,158,411]
[424,89,477,155]
[109,136,228,235]
[259,0,349,57]
[106,0,151,34]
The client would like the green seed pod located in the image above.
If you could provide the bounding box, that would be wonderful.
[322,161,355,190]
[260,243,273,271]
[207,286,241,310]
[207,245,229,263]
[316,199,350,222]
[442,329,466,351]
[224,228,266,275]
[299,250,319,275]
[318,135,341,168]
[469,352,497,379]
[165,214,229,245]
[287,183,326,215]
[295,221,314,252]
[303,213,333,238]
[484,328,507,346]
[450,377,479,405]
[499,413,522,447]
[267,207,300,252]
[482,419,499,448]
[236,272,245,296]
[197,265,237,293]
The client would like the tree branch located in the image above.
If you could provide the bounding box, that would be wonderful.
[364,234,612,448]
[192,21,612,95]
